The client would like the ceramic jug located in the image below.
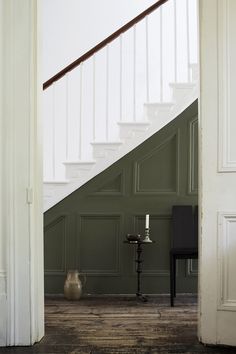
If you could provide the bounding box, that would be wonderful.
[64,270,86,300]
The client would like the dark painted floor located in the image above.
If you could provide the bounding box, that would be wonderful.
[0,295,235,354]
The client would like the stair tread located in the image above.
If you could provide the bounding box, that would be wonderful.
[169,82,196,88]
[117,121,150,125]
[144,102,174,107]
[44,180,70,184]
[91,141,122,145]
[64,160,96,165]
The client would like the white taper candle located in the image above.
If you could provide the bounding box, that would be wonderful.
[145,214,149,229]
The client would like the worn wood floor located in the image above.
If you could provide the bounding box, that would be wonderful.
[1,295,236,354]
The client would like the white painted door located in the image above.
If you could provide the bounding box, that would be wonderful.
[199,0,236,346]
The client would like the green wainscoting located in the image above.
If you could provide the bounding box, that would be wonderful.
[44,100,198,295]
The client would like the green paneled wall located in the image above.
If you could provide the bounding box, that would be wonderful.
[44,100,198,295]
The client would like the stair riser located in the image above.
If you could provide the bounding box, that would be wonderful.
[92,144,122,159]
[44,184,68,198]
[64,163,95,180]
[171,87,195,103]
[120,128,148,139]
[144,105,172,123]
[65,167,91,180]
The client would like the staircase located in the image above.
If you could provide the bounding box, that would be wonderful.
[43,0,198,211]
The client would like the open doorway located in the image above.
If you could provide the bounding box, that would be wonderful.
[42,0,200,351]
[43,0,199,295]
[41,1,235,348]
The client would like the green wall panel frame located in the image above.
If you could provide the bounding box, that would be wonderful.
[44,100,198,295]
[92,171,125,196]
[134,132,179,195]
[44,215,67,275]
[77,214,122,275]
[187,259,198,277]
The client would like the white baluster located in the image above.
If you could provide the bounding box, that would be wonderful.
[120,35,123,122]
[174,0,177,82]
[186,0,190,82]
[52,83,56,180]
[145,16,150,103]
[93,55,96,141]
[133,25,136,121]
[79,63,83,160]
[65,74,69,160]
[106,45,109,141]
[160,7,163,102]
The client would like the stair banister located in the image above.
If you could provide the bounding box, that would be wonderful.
[43,0,169,90]
[43,0,198,211]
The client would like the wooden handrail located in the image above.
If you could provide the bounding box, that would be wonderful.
[43,0,169,90]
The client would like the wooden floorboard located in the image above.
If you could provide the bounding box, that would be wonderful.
[0,295,236,354]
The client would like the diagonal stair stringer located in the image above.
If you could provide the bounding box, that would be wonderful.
[44,83,198,211]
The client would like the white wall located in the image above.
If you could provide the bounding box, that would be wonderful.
[0,0,4,270]
[0,0,7,345]
[42,0,156,81]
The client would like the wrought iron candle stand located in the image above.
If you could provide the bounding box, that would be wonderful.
[124,228,154,302]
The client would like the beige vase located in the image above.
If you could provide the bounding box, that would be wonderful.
[64,270,86,300]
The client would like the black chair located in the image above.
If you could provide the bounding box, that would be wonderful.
[170,205,198,306]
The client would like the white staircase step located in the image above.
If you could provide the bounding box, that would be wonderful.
[44,180,70,199]
[91,141,123,158]
[117,121,150,139]
[64,160,96,180]
[44,180,70,185]
[43,84,198,212]
[144,102,174,122]
[170,82,196,103]
[43,180,72,210]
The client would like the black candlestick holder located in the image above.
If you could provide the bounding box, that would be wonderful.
[135,241,148,302]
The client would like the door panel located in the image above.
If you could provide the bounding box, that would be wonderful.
[199,0,236,346]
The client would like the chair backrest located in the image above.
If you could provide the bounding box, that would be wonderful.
[172,205,197,250]
[193,205,198,249]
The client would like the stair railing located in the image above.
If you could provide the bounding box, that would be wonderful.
[43,0,197,182]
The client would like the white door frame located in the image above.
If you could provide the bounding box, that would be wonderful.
[2,0,236,348]
[1,0,44,346]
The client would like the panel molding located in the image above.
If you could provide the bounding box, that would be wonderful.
[133,132,180,195]
[44,215,67,274]
[218,212,236,311]
[92,171,125,196]
[218,0,236,172]
[188,116,198,194]
[186,259,198,277]
[77,213,122,276]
